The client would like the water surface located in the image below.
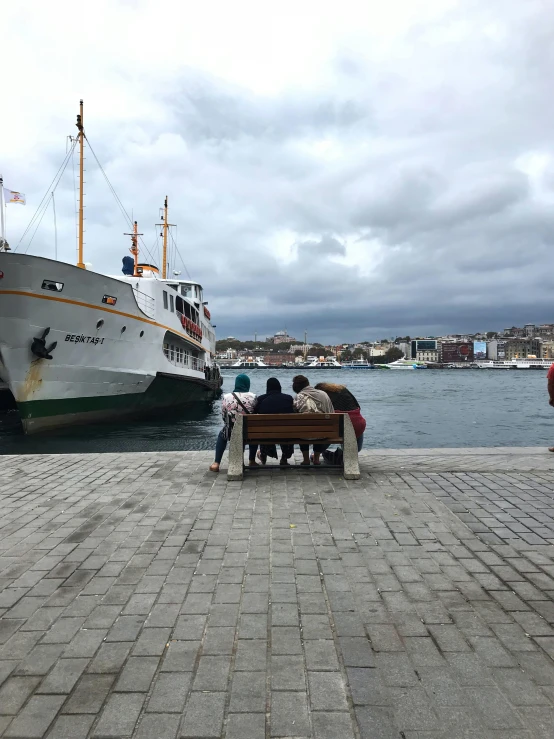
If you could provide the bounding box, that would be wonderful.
[0,369,551,454]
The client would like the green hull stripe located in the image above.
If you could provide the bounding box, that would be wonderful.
[17,375,220,420]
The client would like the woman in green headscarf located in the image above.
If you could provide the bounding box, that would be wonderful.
[209,374,258,472]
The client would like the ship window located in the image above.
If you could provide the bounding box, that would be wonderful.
[169,344,175,361]
[121,326,126,333]
[176,346,183,363]
[181,285,190,297]
[42,280,64,292]
[163,291,168,310]
[169,294,174,312]
[140,331,144,338]
[163,343,169,358]
[96,320,104,329]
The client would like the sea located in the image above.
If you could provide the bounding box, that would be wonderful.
[0,368,552,455]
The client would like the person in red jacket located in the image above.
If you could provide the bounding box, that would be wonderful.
[314,382,366,451]
[548,363,554,452]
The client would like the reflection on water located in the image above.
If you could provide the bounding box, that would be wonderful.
[0,368,551,454]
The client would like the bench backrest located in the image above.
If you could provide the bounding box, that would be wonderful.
[244,413,343,442]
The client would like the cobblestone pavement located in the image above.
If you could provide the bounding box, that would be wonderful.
[0,450,553,738]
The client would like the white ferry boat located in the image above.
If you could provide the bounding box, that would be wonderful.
[476,359,553,370]
[342,359,375,369]
[0,102,222,434]
[231,357,268,368]
[387,358,427,370]
[305,356,342,369]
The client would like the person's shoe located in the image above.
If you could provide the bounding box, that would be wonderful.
[548,447,554,453]
[279,458,289,466]
[310,454,321,466]
[257,451,267,465]
[248,460,260,467]
[209,463,220,472]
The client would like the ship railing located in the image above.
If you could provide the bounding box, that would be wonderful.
[164,350,205,373]
[133,288,156,318]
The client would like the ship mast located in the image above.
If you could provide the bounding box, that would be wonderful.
[76,100,85,269]
[125,220,143,276]
[162,196,168,279]
[156,197,174,279]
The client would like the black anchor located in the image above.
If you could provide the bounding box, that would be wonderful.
[31,327,57,360]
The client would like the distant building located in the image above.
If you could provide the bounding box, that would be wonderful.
[263,352,295,366]
[524,324,536,337]
[541,341,554,359]
[417,348,439,362]
[504,339,541,359]
[440,342,474,363]
[268,330,297,345]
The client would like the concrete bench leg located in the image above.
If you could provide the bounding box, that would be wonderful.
[343,415,361,480]
[227,415,244,481]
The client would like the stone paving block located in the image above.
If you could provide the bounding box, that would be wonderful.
[193,656,231,691]
[115,655,159,692]
[0,676,40,715]
[225,712,266,739]
[355,705,398,739]
[63,673,114,713]
[147,672,191,712]
[338,636,375,667]
[308,671,348,710]
[270,691,310,737]
[465,686,524,729]
[271,655,306,691]
[271,626,302,655]
[92,692,144,737]
[15,643,65,675]
[134,713,180,739]
[47,714,96,739]
[37,657,89,693]
[229,670,266,712]
[312,711,356,739]
[3,694,65,738]
[132,627,171,656]
[235,640,267,671]
[180,691,226,737]
[87,642,131,673]
[304,639,340,670]
[173,614,207,640]
[375,652,419,686]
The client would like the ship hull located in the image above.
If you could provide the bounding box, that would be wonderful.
[17,373,219,433]
[0,253,221,434]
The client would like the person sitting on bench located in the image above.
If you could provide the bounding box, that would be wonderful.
[254,377,295,466]
[315,382,366,454]
[210,373,257,473]
[292,374,334,466]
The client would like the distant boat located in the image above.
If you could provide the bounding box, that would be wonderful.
[232,357,268,368]
[305,357,342,369]
[342,359,375,369]
[387,358,428,370]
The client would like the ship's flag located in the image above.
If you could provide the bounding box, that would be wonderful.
[4,189,26,205]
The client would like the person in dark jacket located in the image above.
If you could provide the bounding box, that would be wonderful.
[255,377,294,465]
[314,382,367,452]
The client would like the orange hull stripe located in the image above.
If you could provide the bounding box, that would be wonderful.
[0,289,204,350]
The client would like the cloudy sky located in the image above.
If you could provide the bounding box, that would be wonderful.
[2,0,553,342]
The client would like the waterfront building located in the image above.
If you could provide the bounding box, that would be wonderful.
[541,341,554,359]
[440,342,474,363]
[504,338,541,360]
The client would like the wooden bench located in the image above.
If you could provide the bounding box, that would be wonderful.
[227,413,360,480]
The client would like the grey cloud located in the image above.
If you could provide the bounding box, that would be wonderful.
[7,0,554,343]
